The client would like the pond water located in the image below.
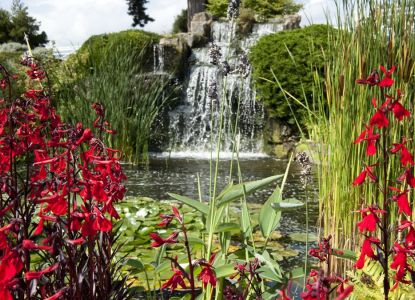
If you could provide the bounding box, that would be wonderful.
[123,153,318,295]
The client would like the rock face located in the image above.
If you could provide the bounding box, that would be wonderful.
[263,117,298,158]
[187,0,207,32]
[157,36,190,78]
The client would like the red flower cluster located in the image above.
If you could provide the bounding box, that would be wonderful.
[150,206,217,296]
[301,269,353,300]
[353,65,415,292]
[0,59,126,299]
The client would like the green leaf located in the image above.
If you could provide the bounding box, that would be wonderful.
[216,174,284,207]
[215,222,241,233]
[178,236,206,246]
[240,201,252,239]
[272,198,304,210]
[259,186,282,239]
[214,263,236,278]
[288,267,306,279]
[168,193,209,215]
[289,232,318,243]
[126,259,144,272]
[257,266,283,282]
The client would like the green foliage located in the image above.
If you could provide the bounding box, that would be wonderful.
[172,9,188,33]
[243,0,302,18]
[206,0,302,19]
[206,0,228,18]
[0,0,48,46]
[52,30,174,163]
[249,24,333,126]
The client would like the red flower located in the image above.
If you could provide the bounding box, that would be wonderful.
[25,263,59,281]
[390,243,411,288]
[157,214,174,227]
[356,69,380,86]
[379,65,395,88]
[356,206,384,232]
[355,237,379,269]
[390,138,414,167]
[397,168,415,188]
[392,189,411,216]
[162,268,187,292]
[354,126,379,156]
[198,265,216,287]
[22,239,53,253]
[335,285,354,300]
[370,109,389,128]
[388,90,410,121]
[149,231,179,248]
[353,164,377,185]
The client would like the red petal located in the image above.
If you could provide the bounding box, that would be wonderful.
[353,170,367,186]
[357,213,377,232]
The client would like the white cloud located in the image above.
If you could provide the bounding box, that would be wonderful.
[0,0,336,48]
[0,0,186,47]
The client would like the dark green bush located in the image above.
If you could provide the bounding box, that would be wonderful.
[249,24,333,126]
[206,0,302,19]
[172,9,188,33]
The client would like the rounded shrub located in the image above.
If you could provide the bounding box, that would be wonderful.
[249,24,334,126]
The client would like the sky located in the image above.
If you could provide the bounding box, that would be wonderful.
[0,0,336,48]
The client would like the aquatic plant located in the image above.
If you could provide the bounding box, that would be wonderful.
[0,57,128,299]
[352,65,415,299]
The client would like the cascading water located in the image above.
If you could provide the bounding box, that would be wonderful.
[164,19,292,155]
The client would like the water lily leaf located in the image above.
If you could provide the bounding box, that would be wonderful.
[216,174,284,207]
[168,193,209,215]
[288,267,305,279]
[289,232,318,243]
[272,198,304,210]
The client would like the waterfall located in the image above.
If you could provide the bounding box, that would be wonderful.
[167,20,288,155]
[153,44,165,74]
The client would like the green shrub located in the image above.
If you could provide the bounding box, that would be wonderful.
[249,24,333,126]
[73,29,160,74]
[172,9,188,33]
[206,0,228,18]
[206,0,302,19]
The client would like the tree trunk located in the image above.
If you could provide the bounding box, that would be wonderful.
[187,0,206,31]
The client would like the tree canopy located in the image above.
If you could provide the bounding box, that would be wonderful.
[126,0,154,27]
[0,0,48,47]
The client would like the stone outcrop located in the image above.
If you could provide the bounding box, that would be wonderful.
[263,117,298,158]
[158,36,190,78]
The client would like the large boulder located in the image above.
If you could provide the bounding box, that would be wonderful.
[158,36,190,79]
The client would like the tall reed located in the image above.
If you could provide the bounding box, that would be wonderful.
[51,40,176,163]
[311,0,415,265]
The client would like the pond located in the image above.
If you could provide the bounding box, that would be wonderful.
[123,152,319,274]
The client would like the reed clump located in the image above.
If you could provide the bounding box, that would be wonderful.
[311,0,415,265]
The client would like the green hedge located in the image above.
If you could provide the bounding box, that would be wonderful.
[206,0,302,19]
[250,24,333,126]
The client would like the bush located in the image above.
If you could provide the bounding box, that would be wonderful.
[172,9,188,33]
[72,29,159,74]
[0,41,27,52]
[249,24,333,126]
[206,0,302,19]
